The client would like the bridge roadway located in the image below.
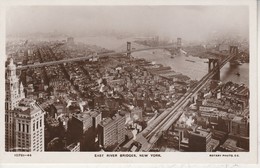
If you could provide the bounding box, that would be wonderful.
[15,44,176,70]
[122,53,235,152]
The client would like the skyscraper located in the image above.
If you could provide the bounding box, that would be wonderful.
[188,128,212,152]
[5,58,45,152]
[98,113,126,150]
[68,110,102,151]
[5,58,25,111]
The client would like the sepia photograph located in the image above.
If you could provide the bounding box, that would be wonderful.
[0,0,258,164]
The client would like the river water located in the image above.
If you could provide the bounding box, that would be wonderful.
[77,36,249,86]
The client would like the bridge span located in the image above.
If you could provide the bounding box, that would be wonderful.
[15,43,176,70]
[122,52,236,152]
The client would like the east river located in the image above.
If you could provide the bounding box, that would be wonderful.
[42,35,249,86]
[131,49,249,86]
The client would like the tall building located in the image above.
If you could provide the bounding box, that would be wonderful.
[5,58,25,111]
[5,58,45,152]
[230,116,249,137]
[188,128,212,152]
[5,100,45,152]
[68,110,102,151]
[98,113,126,150]
[69,110,101,140]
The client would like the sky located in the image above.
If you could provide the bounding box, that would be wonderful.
[6,6,249,41]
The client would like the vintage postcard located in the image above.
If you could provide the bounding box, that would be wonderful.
[0,0,258,164]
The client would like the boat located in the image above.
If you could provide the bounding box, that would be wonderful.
[171,55,175,59]
[185,59,195,63]
[236,72,240,76]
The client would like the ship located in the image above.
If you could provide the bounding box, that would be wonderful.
[185,59,195,63]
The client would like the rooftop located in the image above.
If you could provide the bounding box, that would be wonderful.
[220,138,246,152]
[190,128,211,138]
[99,113,124,127]
[73,110,101,122]
[14,98,43,116]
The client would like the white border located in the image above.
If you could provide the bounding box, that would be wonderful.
[0,0,258,164]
